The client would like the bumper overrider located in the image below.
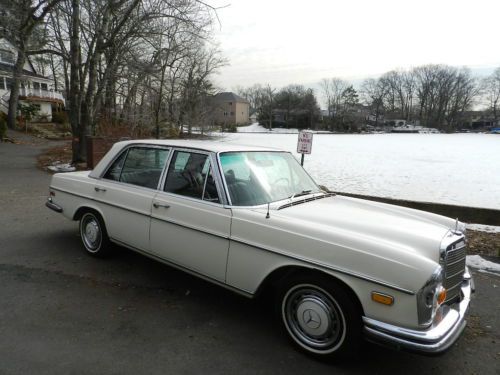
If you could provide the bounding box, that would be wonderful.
[46,197,63,213]
[363,268,474,354]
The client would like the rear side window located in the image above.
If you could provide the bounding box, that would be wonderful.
[103,147,169,189]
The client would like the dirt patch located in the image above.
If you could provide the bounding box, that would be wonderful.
[467,230,500,257]
[36,142,88,172]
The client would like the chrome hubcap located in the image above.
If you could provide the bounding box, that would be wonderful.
[283,285,345,352]
[81,215,101,252]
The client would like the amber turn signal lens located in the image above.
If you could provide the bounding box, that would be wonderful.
[437,287,447,305]
[371,292,394,306]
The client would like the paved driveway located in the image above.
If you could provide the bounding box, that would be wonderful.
[0,133,498,375]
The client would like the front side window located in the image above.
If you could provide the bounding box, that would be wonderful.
[219,151,320,206]
[164,151,220,203]
[103,147,169,189]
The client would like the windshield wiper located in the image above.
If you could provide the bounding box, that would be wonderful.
[289,190,312,200]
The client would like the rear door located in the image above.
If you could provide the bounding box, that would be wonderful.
[95,145,170,251]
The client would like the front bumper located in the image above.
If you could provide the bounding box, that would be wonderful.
[363,269,474,354]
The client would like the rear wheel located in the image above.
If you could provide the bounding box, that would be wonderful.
[276,273,362,359]
[79,211,111,257]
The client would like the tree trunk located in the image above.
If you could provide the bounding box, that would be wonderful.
[69,0,83,162]
[7,42,27,130]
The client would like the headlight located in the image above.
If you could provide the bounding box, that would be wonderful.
[417,266,447,326]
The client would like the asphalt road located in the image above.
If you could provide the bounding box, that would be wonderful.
[0,132,499,375]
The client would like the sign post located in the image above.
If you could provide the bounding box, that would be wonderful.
[297,130,313,166]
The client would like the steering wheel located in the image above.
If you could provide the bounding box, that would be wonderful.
[273,177,290,186]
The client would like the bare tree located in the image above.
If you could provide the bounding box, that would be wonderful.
[360,78,388,127]
[320,78,349,118]
[482,67,500,123]
[42,0,224,161]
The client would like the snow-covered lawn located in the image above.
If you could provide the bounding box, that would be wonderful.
[210,132,500,209]
[466,255,500,274]
[467,224,500,233]
[237,122,298,133]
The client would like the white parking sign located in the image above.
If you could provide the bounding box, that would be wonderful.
[297,131,313,154]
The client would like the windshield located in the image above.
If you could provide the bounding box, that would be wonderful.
[219,151,321,206]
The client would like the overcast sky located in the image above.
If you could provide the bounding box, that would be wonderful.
[210,0,500,92]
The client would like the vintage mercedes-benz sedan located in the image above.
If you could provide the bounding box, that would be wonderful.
[46,139,473,359]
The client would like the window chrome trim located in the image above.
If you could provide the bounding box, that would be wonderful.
[153,189,229,210]
[158,147,228,206]
[98,144,172,191]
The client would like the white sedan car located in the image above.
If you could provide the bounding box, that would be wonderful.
[46,139,473,359]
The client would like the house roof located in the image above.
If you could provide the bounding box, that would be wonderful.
[213,92,249,104]
[0,62,51,81]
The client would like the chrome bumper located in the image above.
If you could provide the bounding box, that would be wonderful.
[363,270,474,354]
[45,197,63,213]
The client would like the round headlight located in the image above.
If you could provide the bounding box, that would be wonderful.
[417,267,446,326]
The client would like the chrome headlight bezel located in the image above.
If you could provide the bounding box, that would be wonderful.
[417,266,445,326]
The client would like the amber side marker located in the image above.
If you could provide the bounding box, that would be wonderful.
[371,292,394,306]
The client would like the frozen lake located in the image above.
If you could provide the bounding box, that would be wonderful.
[209,132,500,210]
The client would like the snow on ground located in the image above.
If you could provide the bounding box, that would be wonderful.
[212,133,500,209]
[237,123,331,134]
[237,123,298,133]
[467,224,500,233]
[466,255,500,274]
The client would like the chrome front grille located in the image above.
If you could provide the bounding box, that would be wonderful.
[441,236,467,303]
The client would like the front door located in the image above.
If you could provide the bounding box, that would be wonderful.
[149,149,231,282]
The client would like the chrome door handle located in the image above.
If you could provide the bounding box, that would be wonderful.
[153,202,170,209]
[94,186,107,192]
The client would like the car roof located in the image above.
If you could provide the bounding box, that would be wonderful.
[89,139,284,178]
[114,139,282,153]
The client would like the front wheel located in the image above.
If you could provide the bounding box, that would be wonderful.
[277,274,362,359]
[79,211,111,257]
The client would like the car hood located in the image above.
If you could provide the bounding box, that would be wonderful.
[272,194,455,264]
[231,194,457,292]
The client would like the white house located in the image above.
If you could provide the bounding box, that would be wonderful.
[0,38,65,121]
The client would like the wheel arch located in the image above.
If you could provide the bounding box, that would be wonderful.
[255,265,365,316]
[73,205,106,222]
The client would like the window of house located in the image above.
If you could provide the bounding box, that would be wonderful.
[33,82,40,90]
[103,147,170,189]
[164,151,219,202]
[5,78,13,90]
[0,50,14,64]
[0,77,5,90]
[41,83,48,91]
